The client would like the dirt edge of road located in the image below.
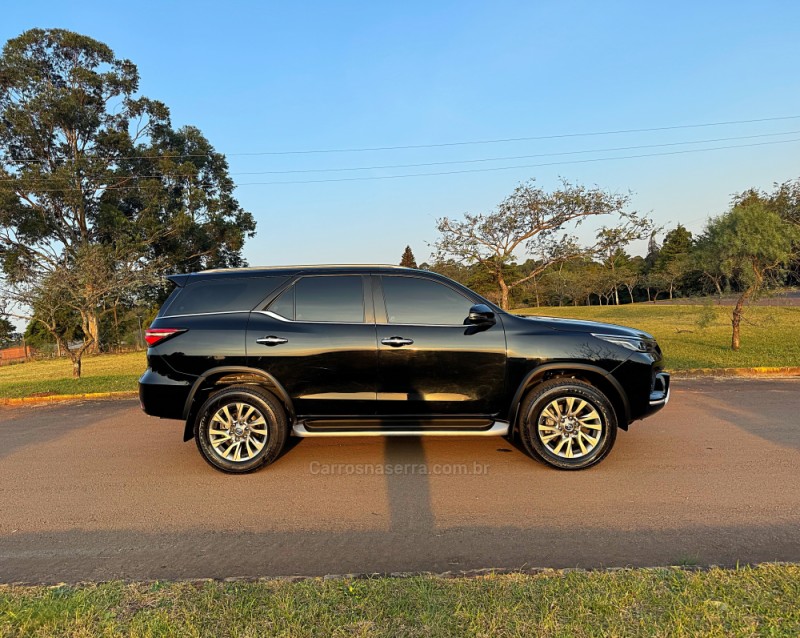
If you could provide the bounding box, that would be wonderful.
[4,561,797,588]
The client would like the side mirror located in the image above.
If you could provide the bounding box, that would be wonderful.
[467,304,496,325]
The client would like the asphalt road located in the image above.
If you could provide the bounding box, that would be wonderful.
[1,378,799,584]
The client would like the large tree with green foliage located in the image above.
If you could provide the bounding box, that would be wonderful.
[434,179,652,310]
[0,29,254,373]
[700,202,800,350]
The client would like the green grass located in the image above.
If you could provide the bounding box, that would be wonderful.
[1,565,798,637]
[0,351,146,399]
[516,304,800,370]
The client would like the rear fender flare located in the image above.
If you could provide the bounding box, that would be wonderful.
[182,366,294,441]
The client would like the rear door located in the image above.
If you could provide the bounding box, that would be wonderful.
[374,274,507,418]
[246,274,378,417]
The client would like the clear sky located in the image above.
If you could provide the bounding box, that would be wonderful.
[3,1,800,264]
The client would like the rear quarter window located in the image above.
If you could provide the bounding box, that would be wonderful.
[163,276,288,316]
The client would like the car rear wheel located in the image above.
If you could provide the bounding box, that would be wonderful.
[519,379,617,470]
[195,385,288,473]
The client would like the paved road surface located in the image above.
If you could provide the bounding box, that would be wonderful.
[1,378,799,584]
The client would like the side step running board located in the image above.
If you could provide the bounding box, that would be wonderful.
[292,420,510,438]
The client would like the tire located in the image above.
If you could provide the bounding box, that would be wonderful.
[194,385,288,474]
[518,379,617,470]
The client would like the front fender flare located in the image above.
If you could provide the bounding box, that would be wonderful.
[508,362,630,432]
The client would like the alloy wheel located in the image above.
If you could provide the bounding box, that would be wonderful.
[537,396,603,459]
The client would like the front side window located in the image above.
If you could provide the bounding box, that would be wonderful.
[271,276,365,323]
[381,276,471,325]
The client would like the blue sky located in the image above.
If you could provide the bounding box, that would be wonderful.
[4,1,800,264]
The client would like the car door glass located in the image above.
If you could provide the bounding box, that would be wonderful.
[382,276,471,325]
[268,285,295,320]
[294,276,364,323]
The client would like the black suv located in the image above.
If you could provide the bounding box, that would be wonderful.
[139,265,669,473]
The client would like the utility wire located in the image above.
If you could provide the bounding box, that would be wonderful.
[3,129,799,183]
[2,114,800,163]
[230,129,800,174]
[6,136,800,191]
[236,137,800,185]
[226,114,800,156]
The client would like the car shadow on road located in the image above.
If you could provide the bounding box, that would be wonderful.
[682,380,800,451]
[0,399,138,462]
[3,519,799,584]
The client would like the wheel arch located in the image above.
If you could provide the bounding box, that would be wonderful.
[182,366,294,442]
[508,363,630,436]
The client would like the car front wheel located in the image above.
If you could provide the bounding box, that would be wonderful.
[194,385,288,473]
[519,379,617,470]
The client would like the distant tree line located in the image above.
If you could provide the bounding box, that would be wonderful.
[416,179,800,312]
[411,178,799,351]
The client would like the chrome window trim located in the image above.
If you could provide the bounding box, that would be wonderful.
[161,310,251,319]
[252,310,369,326]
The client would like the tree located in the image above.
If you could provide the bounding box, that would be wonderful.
[653,225,693,300]
[700,202,800,350]
[0,316,14,346]
[0,29,254,372]
[434,179,652,310]
[733,178,800,283]
[399,245,417,268]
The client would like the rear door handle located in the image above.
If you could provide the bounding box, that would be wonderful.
[381,336,414,347]
[256,336,288,346]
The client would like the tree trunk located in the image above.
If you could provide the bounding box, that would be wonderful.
[498,276,510,311]
[613,286,620,305]
[87,311,100,354]
[625,285,635,303]
[731,285,755,351]
[645,287,651,302]
[72,356,82,378]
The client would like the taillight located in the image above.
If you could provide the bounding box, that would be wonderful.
[144,328,186,347]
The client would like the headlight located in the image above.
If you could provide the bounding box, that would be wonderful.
[592,333,650,352]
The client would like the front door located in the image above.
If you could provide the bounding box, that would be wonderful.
[246,274,377,417]
[374,274,507,418]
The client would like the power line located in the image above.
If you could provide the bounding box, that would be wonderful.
[236,137,800,185]
[2,114,800,164]
[4,129,799,183]
[6,136,800,191]
[226,114,800,156]
[229,130,800,174]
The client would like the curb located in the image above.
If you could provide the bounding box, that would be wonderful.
[673,366,800,378]
[0,391,138,407]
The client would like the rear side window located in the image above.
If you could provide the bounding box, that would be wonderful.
[271,275,364,323]
[164,276,288,316]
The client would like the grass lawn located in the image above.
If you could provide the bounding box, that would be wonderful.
[0,351,146,399]
[1,565,798,637]
[516,304,800,370]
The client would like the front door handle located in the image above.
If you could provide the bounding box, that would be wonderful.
[381,336,414,347]
[256,336,288,346]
